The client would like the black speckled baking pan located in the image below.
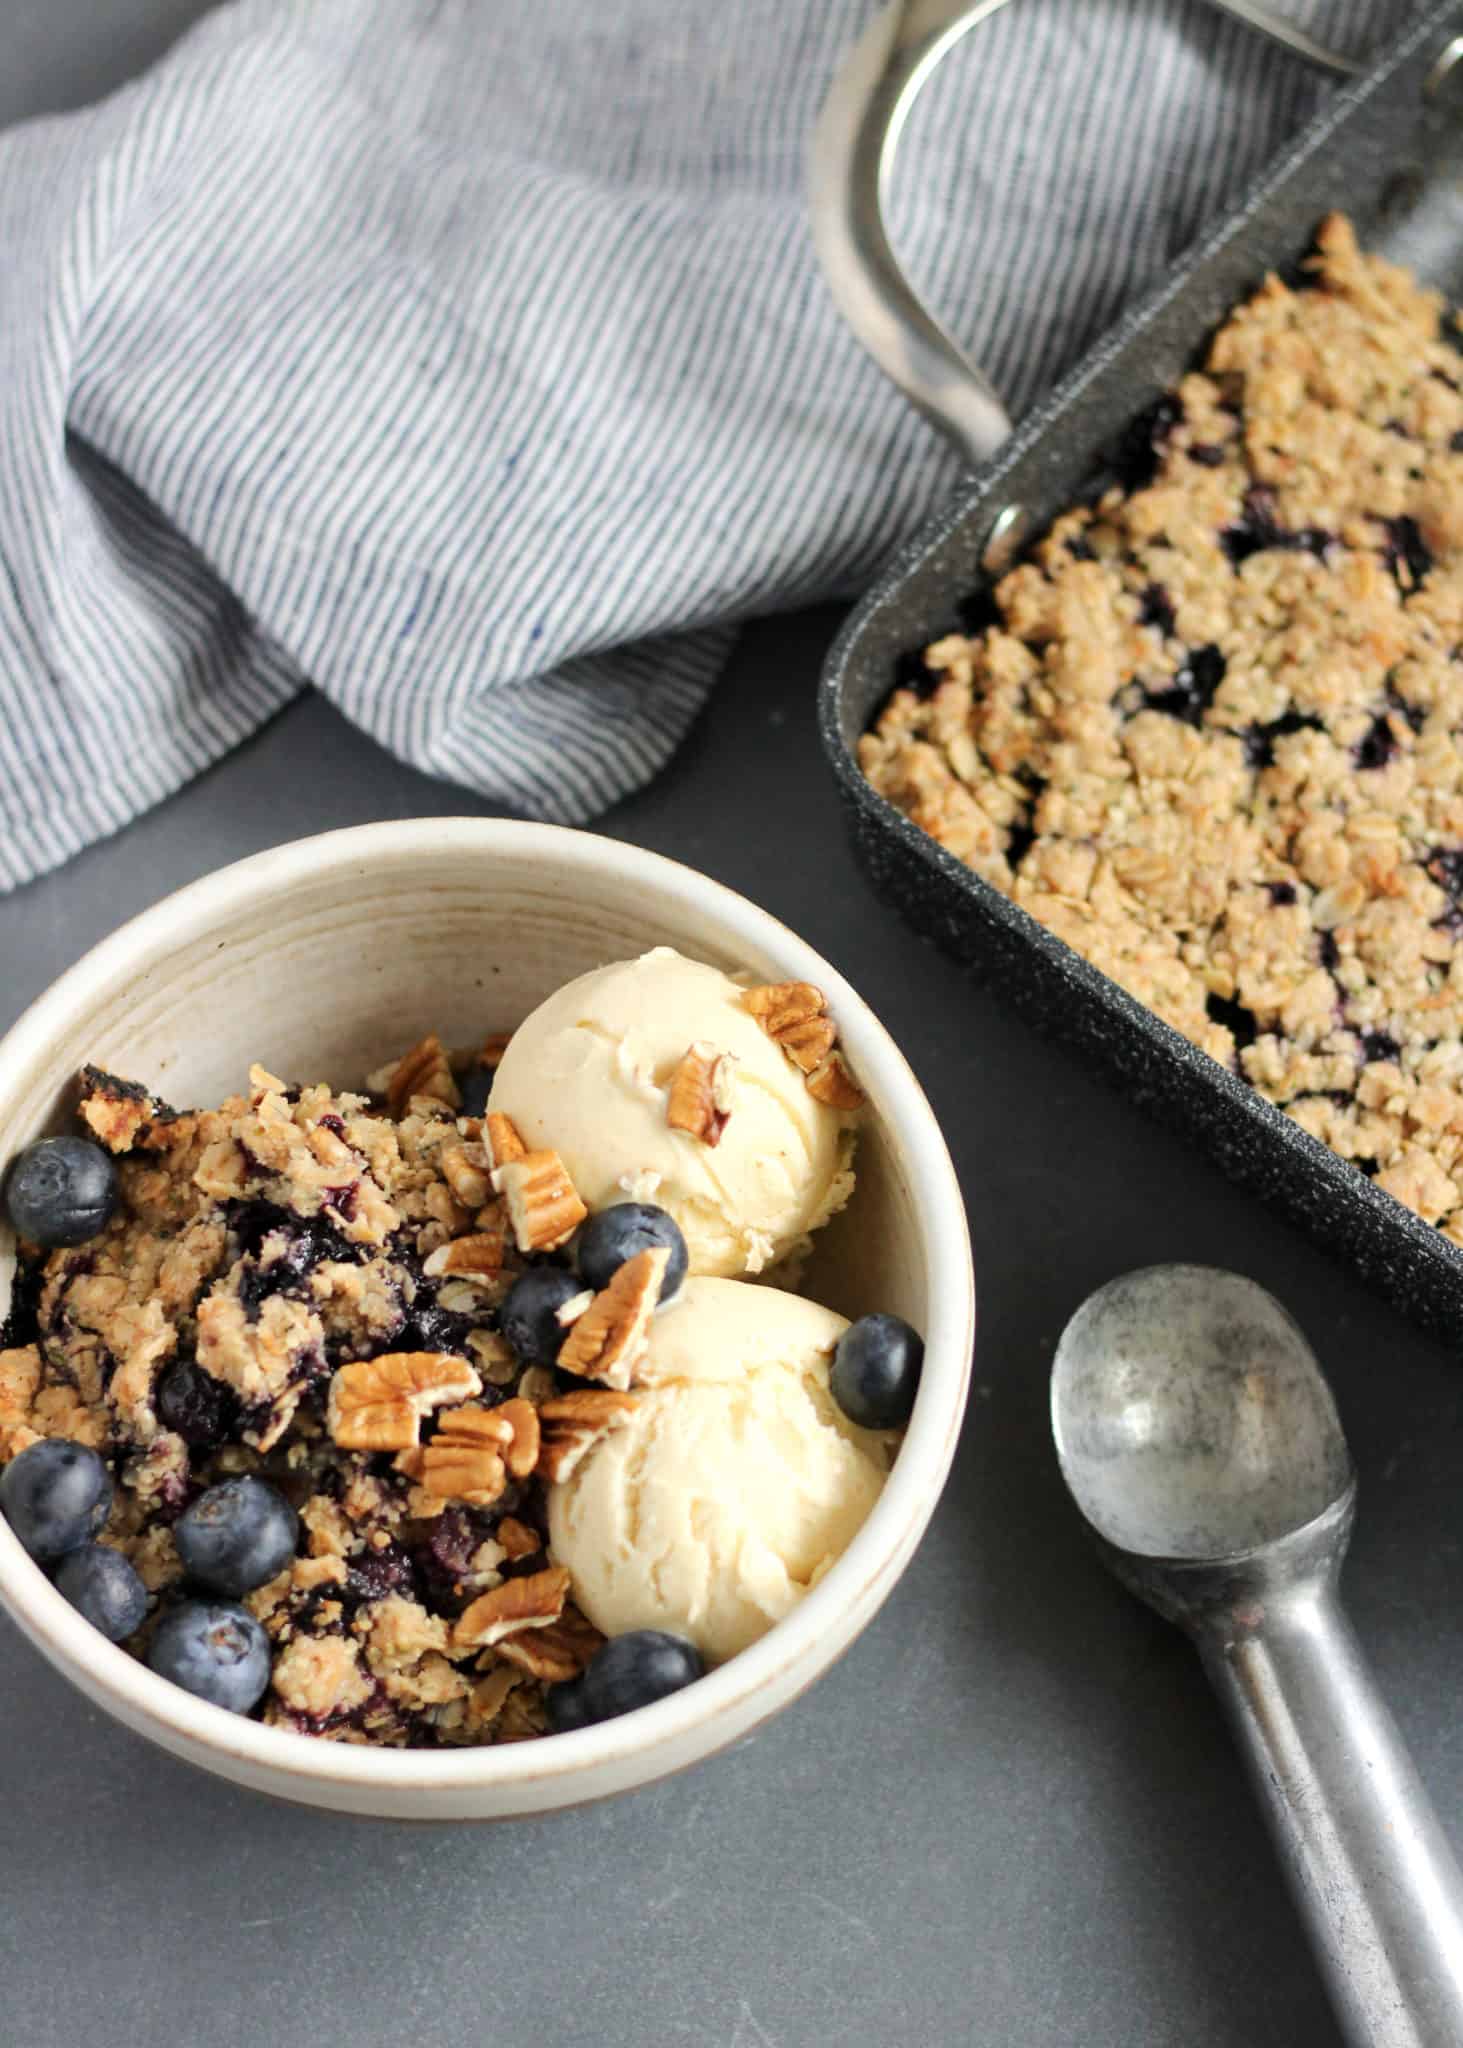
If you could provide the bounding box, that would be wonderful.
[819,0,1463,1342]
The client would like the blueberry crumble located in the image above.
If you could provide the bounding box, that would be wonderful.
[0,1046,601,1745]
[860,215,1463,1240]
[0,954,904,1741]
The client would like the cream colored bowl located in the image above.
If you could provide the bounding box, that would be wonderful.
[0,821,974,1818]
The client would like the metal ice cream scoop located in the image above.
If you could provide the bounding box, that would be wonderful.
[1051,1265,1463,2048]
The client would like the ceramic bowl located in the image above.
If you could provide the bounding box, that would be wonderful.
[0,820,974,1817]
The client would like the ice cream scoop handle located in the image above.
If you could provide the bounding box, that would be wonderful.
[1197,1589,1463,2047]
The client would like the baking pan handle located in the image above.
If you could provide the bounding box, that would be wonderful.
[809,0,1364,470]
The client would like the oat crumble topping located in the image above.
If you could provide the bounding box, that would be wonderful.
[0,1052,596,1748]
[860,216,1463,1243]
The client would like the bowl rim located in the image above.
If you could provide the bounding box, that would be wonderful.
[0,818,974,1796]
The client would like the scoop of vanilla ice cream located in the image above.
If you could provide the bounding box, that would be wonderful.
[488,948,855,1277]
[548,1277,889,1661]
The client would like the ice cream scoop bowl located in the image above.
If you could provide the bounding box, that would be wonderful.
[1051,1265,1463,2048]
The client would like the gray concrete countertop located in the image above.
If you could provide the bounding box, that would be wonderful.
[4,12,1462,2047]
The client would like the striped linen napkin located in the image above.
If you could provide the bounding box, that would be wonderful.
[0,0,1392,891]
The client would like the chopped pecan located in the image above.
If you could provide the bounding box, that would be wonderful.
[740,980,832,1072]
[495,1515,542,1560]
[422,1226,507,1282]
[451,1565,571,1649]
[666,1042,737,1145]
[495,1148,587,1253]
[416,1404,511,1506]
[440,1141,492,1210]
[494,1604,605,1683]
[778,1014,837,1074]
[536,1387,640,1483]
[327,1351,481,1450]
[741,980,863,1103]
[478,1032,512,1067]
[558,1247,666,1389]
[484,1112,527,1169]
[396,1398,540,1504]
[467,1665,522,1726]
[806,1050,866,1111]
[384,1034,459,1119]
[497,1395,540,1479]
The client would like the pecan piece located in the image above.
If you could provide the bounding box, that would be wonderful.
[397,1398,540,1503]
[416,1404,511,1506]
[422,1225,508,1282]
[536,1388,640,1483]
[383,1033,459,1119]
[806,1049,865,1110]
[740,981,831,1071]
[495,1515,542,1560]
[666,1042,737,1145]
[327,1351,482,1450]
[777,1014,837,1075]
[558,1247,667,1389]
[741,980,863,1104]
[451,1565,571,1650]
[484,1111,527,1170]
[495,1148,587,1253]
[498,1396,540,1479]
[493,1603,605,1683]
[740,980,836,1073]
[440,1141,492,1210]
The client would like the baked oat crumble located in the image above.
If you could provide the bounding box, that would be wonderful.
[860,215,1463,1243]
[0,1051,593,1747]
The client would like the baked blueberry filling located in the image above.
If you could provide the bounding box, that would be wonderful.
[1143,644,1225,725]
[1111,394,1181,492]
[1383,515,1433,590]
[1139,583,1176,636]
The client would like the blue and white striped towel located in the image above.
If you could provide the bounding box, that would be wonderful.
[0,0,1396,890]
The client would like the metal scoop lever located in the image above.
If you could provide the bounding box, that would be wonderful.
[1051,1265,1463,2048]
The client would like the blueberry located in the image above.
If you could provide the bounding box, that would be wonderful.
[545,1674,595,1733]
[394,1282,476,1358]
[146,1599,271,1713]
[500,1267,586,1366]
[175,1476,298,1597]
[344,1541,417,1607]
[458,1065,495,1119]
[53,1543,148,1642]
[830,1313,924,1429]
[155,1359,235,1449]
[576,1204,687,1301]
[0,1439,113,1559]
[3,1136,118,1248]
[580,1630,704,1721]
